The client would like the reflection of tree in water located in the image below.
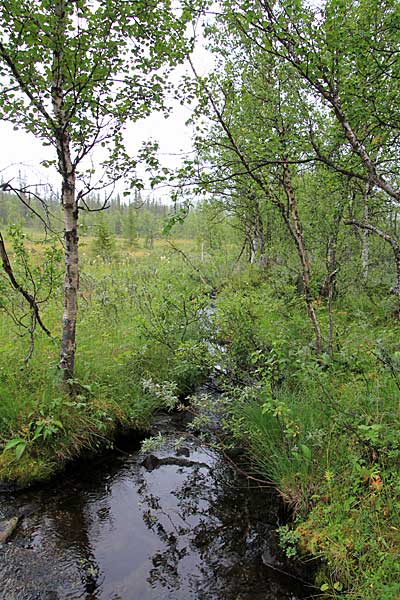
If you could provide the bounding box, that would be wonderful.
[135,454,303,600]
[7,440,307,600]
[45,482,106,598]
[136,471,187,591]
[31,458,124,599]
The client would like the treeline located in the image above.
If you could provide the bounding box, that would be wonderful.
[0,187,168,243]
[0,183,243,258]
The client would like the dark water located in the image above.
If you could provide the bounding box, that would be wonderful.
[0,415,311,600]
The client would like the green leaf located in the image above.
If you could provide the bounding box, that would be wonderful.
[300,444,312,461]
[32,423,44,441]
[15,442,27,461]
[4,437,26,450]
[333,582,343,591]
[320,583,330,592]
[80,384,92,393]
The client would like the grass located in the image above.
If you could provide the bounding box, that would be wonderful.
[0,238,215,486]
[2,227,399,598]
[215,269,400,599]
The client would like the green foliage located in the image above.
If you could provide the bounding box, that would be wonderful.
[140,432,165,454]
[141,379,179,411]
[0,0,203,162]
[1,1,400,597]
[215,265,400,599]
[92,218,116,262]
[0,225,63,341]
[277,525,301,559]
[0,245,216,484]
[3,411,64,462]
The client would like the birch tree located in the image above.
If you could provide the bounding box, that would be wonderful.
[185,24,326,352]
[214,0,400,302]
[0,0,201,384]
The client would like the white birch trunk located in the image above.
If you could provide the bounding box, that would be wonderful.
[282,161,322,355]
[52,0,79,383]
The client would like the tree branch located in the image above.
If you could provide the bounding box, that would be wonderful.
[0,232,51,336]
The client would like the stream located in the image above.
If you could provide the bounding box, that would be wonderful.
[0,412,312,600]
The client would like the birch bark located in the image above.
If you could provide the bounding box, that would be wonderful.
[51,0,79,382]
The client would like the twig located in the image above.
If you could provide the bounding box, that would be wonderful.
[167,239,211,286]
[0,232,51,337]
[262,559,317,588]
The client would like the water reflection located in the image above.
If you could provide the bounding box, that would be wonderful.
[0,436,308,600]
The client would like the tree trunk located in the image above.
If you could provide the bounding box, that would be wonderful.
[281,160,323,355]
[51,0,79,383]
[246,204,270,266]
[319,203,343,356]
[254,208,270,267]
[361,181,372,281]
[345,219,400,300]
[330,99,400,203]
[59,169,79,381]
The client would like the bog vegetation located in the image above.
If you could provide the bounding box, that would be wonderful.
[0,1,400,599]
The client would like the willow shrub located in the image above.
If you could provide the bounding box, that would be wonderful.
[214,267,400,599]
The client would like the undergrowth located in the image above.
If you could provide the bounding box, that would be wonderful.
[214,268,400,600]
[0,248,215,485]
[2,235,399,600]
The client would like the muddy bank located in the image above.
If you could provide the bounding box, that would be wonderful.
[0,413,313,600]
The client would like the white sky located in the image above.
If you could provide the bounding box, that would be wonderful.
[0,89,194,203]
[0,40,212,204]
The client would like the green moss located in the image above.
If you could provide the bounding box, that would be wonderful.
[0,452,56,487]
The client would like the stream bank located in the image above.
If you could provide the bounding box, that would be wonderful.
[0,410,313,600]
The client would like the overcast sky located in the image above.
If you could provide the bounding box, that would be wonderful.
[0,86,195,202]
[0,35,212,203]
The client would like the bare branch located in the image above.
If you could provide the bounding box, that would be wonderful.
[0,231,51,336]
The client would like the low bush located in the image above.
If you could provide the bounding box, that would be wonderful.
[215,265,400,600]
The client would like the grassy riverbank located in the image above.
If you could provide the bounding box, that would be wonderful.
[212,268,400,600]
[1,234,399,599]
[0,241,215,485]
